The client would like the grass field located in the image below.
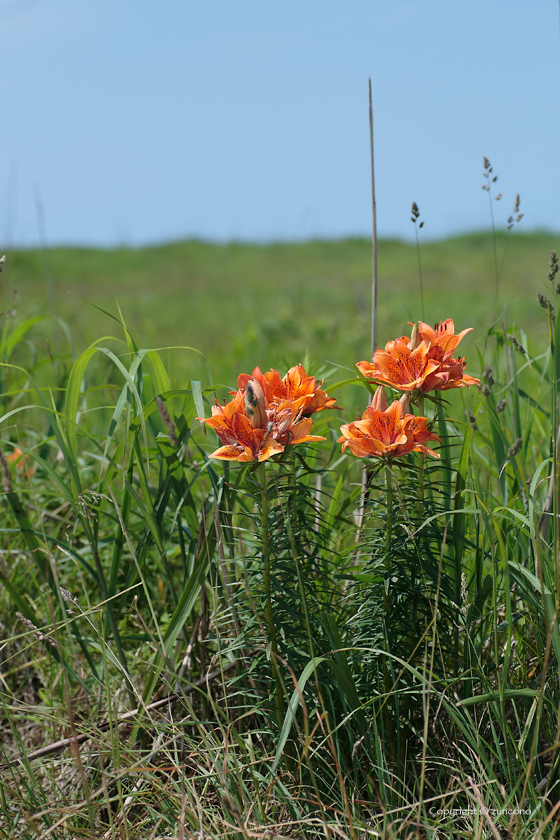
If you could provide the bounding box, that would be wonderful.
[5,231,558,386]
[2,229,560,839]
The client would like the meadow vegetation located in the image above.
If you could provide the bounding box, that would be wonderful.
[6,231,558,387]
[1,230,560,838]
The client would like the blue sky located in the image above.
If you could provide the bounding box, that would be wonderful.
[2,0,559,246]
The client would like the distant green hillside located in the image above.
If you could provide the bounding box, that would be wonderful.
[3,231,558,388]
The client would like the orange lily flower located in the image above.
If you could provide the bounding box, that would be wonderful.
[338,391,440,460]
[199,378,325,462]
[7,447,36,477]
[356,338,440,393]
[356,320,480,394]
[237,364,339,416]
[415,319,473,364]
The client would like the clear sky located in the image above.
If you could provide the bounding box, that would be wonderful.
[2,0,559,246]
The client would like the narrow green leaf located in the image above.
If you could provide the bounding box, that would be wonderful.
[437,403,453,514]
[271,656,329,775]
[453,424,472,589]
[65,346,99,471]
[139,520,216,711]
[191,380,205,424]
[147,350,172,395]
[1,316,46,359]
[457,688,539,707]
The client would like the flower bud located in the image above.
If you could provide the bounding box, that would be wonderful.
[245,379,267,429]
[399,392,410,413]
[371,386,387,412]
[410,322,421,350]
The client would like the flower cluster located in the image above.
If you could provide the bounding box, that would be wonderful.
[340,319,479,463]
[356,319,480,395]
[237,364,339,416]
[199,365,337,462]
[338,388,440,461]
[199,321,477,466]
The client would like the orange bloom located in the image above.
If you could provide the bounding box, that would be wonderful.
[7,447,36,477]
[237,364,339,416]
[338,391,440,460]
[416,319,473,364]
[199,378,325,462]
[357,338,440,393]
[356,320,480,394]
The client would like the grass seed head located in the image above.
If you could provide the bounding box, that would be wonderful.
[16,612,55,644]
[548,250,559,287]
[482,157,494,190]
[507,334,527,355]
[537,290,551,310]
[497,398,507,413]
[483,365,494,387]
[466,408,478,431]
[60,588,78,605]
[507,437,523,459]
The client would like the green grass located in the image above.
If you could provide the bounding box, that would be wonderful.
[5,231,558,386]
[2,230,560,838]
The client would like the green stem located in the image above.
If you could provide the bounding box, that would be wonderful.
[413,397,425,671]
[415,396,425,523]
[384,466,393,569]
[415,226,425,322]
[259,462,284,730]
[489,187,500,317]
[383,463,396,756]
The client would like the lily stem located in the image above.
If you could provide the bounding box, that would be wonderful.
[410,393,426,688]
[415,395,425,523]
[412,396,425,668]
[383,463,396,757]
[259,461,284,731]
